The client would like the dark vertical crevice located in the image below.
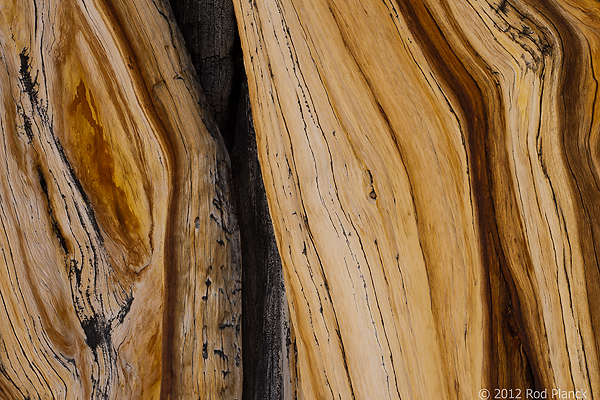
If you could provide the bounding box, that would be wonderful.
[232,79,287,400]
[167,0,289,398]
[228,31,246,152]
[169,0,237,148]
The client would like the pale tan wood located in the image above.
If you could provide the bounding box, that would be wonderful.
[234,0,600,398]
[0,0,241,398]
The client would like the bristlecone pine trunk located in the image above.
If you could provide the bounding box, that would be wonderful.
[0,0,241,398]
[1,0,600,399]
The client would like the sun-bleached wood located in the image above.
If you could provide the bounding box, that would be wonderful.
[234,0,600,398]
[0,0,241,399]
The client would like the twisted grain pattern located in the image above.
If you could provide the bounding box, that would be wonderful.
[234,0,600,398]
[0,0,241,398]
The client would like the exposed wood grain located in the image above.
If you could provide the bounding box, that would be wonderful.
[0,0,241,398]
[234,0,600,398]
[3,0,600,397]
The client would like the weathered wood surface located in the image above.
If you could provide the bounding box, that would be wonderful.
[3,0,600,397]
[0,0,241,398]
[168,0,292,397]
[234,0,600,398]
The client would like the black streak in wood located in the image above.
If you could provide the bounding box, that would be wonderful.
[232,80,289,400]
